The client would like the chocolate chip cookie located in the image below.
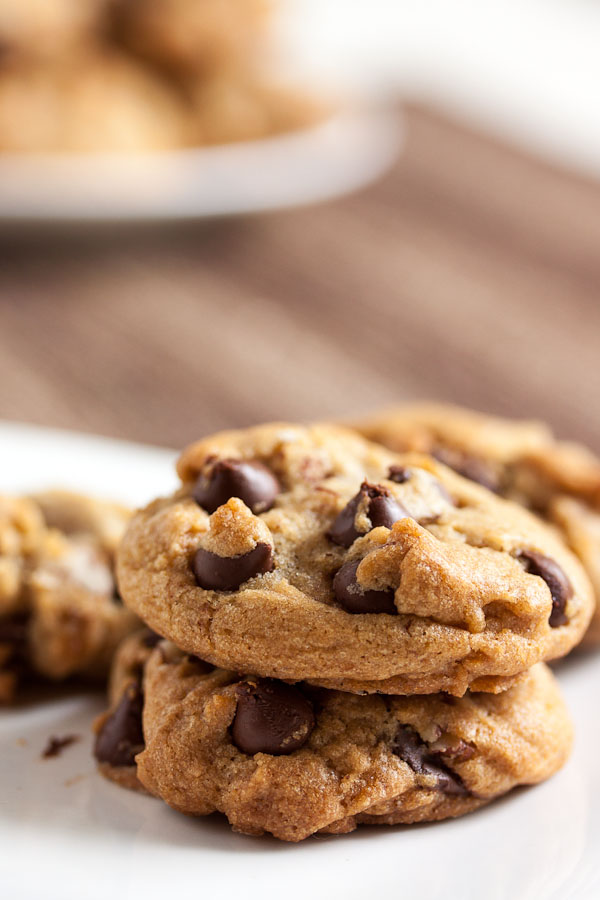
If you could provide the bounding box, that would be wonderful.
[0,491,137,701]
[355,404,600,645]
[0,0,104,63]
[0,49,192,153]
[95,631,572,842]
[110,0,269,75]
[116,423,593,696]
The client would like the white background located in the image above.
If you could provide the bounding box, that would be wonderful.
[281,0,600,177]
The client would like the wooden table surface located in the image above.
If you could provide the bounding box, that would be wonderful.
[1,104,599,453]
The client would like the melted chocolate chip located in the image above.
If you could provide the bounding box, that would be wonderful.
[519,550,572,627]
[231,679,315,755]
[333,558,397,614]
[393,725,468,796]
[433,448,500,493]
[94,681,144,768]
[328,481,410,548]
[193,458,280,514]
[193,542,273,591]
[388,465,411,484]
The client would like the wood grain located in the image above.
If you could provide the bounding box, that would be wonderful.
[0,103,599,452]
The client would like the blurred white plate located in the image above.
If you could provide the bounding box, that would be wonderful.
[286,0,600,179]
[2,421,600,900]
[0,108,400,223]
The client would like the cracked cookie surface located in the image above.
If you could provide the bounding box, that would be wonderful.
[116,423,593,695]
[95,631,572,842]
[0,490,137,701]
[355,404,600,646]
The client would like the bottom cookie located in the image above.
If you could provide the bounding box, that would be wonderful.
[95,631,572,842]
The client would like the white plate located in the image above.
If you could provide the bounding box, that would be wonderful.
[1,421,599,900]
[0,108,401,223]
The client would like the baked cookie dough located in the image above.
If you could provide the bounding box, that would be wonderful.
[94,628,160,793]
[110,0,269,75]
[94,631,572,842]
[0,49,191,153]
[0,0,105,63]
[0,490,137,701]
[116,423,593,696]
[355,404,600,645]
[187,69,326,146]
[0,1,325,154]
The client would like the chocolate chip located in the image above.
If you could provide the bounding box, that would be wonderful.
[433,449,500,493]
[328,481,410,548]
[142,628,163,648]
[94,680,144,768]
[193,458,280,514]
[519,550,572,627]
[393,725,468,796]
[333,558,397,614]
[193,542,273,591]
[231,679,315,755]
[388,465,411,484]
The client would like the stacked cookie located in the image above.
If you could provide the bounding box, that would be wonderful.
[0,490,136,702]
[95,422,593,841]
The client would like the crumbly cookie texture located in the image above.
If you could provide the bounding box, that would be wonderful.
[0,496,46,619]
[94,632,572,842]
[354,404,600,646]
[116,423,593,696]
[0,490,137,702]
[0,496,46,701]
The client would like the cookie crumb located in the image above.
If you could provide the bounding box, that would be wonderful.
[64,774,85,787]
[42,734,80,759]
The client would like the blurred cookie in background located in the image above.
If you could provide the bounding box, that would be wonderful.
[187,67,326,145]
[0,0,105,62]
[0,491,137,702]
[109,0,271,76]
[0,48,192,152]
[0,0,325,154]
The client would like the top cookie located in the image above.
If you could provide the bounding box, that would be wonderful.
[355,404,600,645]
[116,423,593,695]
